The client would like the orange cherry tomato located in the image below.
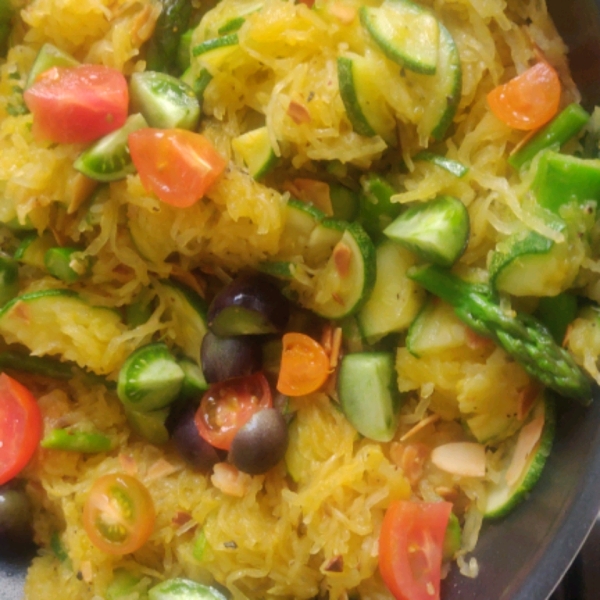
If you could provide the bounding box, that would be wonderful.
[23,64,129,144]
[487,62,561,130]
[82,473,155,555]
[195,372,272,450]
[128,128,227,207]
[379,501,452,600]
[0,373,42,485]
[276,332,330,396]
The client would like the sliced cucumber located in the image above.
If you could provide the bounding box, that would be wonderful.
[160,279,209,365]
[44,247,91,283]
[307,222,376,319]
[117,342,184,413]
[337,55,396,144]
[406,297,470,357]
[338,351,401,442]
[74,113,148,182]
[359,0,439,74]
[488,228,579,297]
[358,173,402,239]
[148,578,228,600]
[0,288,127,374]
[414,150,468,178]
[383,195,469,266]
[358,240,425,343]
[231,126,277,179]
[129,71,200,130]
[26,43,78,88]
[192,33,240,72]
[14,232,55,269]
[277,198,326,259]
[483,393,555,519]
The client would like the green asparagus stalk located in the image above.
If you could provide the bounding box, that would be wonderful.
[407,264,592,404]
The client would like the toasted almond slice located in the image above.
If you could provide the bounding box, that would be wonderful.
[287,100,312,124]
[505,414,544,487]
[400,413,440,442]
[430,442,486,478]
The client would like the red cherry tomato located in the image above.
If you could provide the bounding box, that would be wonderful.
[0,373,42,485]
[128,128,227,207]
[487,62,561,131]
[82,473,156,555]
[23,64,129,144]
[379,501,452,600]
[195,372,272,450]
[277,332,330,396]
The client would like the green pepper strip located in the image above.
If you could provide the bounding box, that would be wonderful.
[509,103,590,171]
[41,429,113,453]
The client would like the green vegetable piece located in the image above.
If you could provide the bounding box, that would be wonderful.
[179,356,209,399]
[192,33,239,58]
[107,569,147,600]
[443,513,461,560]
[14,232,55,269]
[181,67,213,105]
[0,0,13,58]
[145,0,192,75]
[218,16,246,35]
[117,342,185,412]
[509,103,590,171]
[26,43,79,88]
[0,254,19,306]
[50,531,70,563]
[74,113,148,182]
[40,428,112,453]
[329,182,360,222]
[177,28,194,73]
[125,289,155,327]
[129,71,200,130]
[531,150,600,214]
[148,578,228,600]
[535,293,578,344]
[125,406,170,445]
[44,247,91,283]
[383,195,469,267]
[358,173,401,239]
[407,264,592,403]
[414,150,469,178]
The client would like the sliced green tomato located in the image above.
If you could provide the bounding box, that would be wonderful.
[26,43,78,88]
[74,113,148,182]
[125,406,170,445]
[359,0,439,74]
[488,229,581,297]
[383,195,469,266]
[192,34,240,72]
[148,578,228,600]
[0,289,128,374]
[178,356,209,399]
[406,297,471,358]
[483,393,555,519]
[414,150,469,178]
[14,232,55,269]
[338,352,401,442]
[231,126,277,179]
[117,342,184,412]
[160,279,208,365]
[358,240,425,343]
[129,72,200,130]
[423,23,462,141]
[307,222,376,319]
[337,55,396,144]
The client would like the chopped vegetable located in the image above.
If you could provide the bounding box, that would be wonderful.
[40,429,112,453]
[148,578,228,600]
[487,62,561,131]
[0,254,19,306]
[128,128,227,207]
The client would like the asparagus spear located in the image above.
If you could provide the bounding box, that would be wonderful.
[408,264,592,404]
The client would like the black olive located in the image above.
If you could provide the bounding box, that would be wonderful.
[170,403,224,471]
[229,408,288,475]
[0,480,35,556]
[200,331,262,383]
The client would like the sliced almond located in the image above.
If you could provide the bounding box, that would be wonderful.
[287,100,312,124]
[505,414,544,487]
[430,442,486,478]
[400,413,440,442]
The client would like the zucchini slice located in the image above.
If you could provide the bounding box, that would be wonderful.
[338,351,401,442]
[383,195,469,267]
[358,240,425,343]
[231,126,277,179]
[192,33,240,73]
[307,222,376,319]
[74,113,148,182]
[278,198,326,259]
[359,0,440,74]
[483,393,555,519]
[337,55,396,144]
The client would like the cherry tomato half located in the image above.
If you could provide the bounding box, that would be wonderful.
[128,128,227,207]
[195,372,272,450]
[487,62,561,131]
[0,373,42,486]
[82,473,155,555]
[276,332,330,396]
[379,501,452,600]
[24,64,129,144]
